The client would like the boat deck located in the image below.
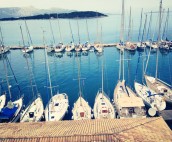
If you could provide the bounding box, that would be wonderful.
[0,117,171,141]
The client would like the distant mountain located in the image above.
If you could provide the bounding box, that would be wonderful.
[0,6,75,19]
[0,11,107,21]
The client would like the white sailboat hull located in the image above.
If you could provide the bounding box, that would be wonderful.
[20,96,44,122]
[134,82,166,111]
[22,46,33,53]
[45,93,69,121]
[93,90,115,119]
[0,94,6,110]
[145,75,172,104]
[72,96,92,120]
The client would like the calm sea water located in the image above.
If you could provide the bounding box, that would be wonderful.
[0,15,172,120]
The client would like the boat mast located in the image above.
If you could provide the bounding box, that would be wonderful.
[77,18,80,44]
[43,30,53,98]
[86,19,90,43]
[122,0,125,81]
[127,6,131,42]
[57,14,63,43]
[2,56,12,100]
[138,8,143,42]
[0,26,4,45]
[20,26,25,46]
[155,0,162,79]
[77,56,82,105]
[20,25,35,98]
[24,20,33,45]
[162,8,169,40]
[141,14,148,44]
[69,20,74,43]
[146,11,152,41]
[49,17,56,44]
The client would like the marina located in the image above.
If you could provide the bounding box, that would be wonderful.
[0,0,172,141]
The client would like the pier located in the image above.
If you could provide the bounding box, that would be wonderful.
[0,117,171,141]
[9,43,117,50]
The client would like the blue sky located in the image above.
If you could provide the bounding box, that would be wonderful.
[0,0,171,13]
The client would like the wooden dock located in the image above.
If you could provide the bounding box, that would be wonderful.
[9,43,117,50]
[0,117,171,141]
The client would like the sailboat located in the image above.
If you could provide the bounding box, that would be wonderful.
[137,10,147,51]
[159,9,170,50]
[65,20,75,52]
[93,58,115,119]
[114,0,146,119]
[0,26,10,55]
[75,18,82,52]
[125,7,137,51]
[0,79,6,110]
[43,31,69,121]
[82,19,91,51]
[21,20,34,53]
[20,42,44,122]
[0,55,23,122]
[54,14,66,53]
[72,55,92,120]
[145,0,172,104]
[94,14,103,53]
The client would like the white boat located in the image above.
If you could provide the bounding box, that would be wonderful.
[0,27,10,55]
[134,82,166,112]
[114,80,146,119]
[43,31,69,121]
[159,40,169,50]
[125,42,137,51]
[116,43,125,50]
[72,96,92,120]
[75,44,82,52]
[94,43,103,53]
[20,96,44,122]
[72,54,92,120]
[94,58,115,119]
[137,42,146,50]
[22,45,33,53]
[45,93,69,121]
[150,42,158,49]
[144,1,172,104]
[94,89,115,119]
[54,43,65,53]
[46,45,55,53]
[125,8,137,51]
[82,42,91,51]
[0,55,23,122]
[0,93,6,110]
[65,42,75,52]
[145,75,172,104]
[0,45,10,55]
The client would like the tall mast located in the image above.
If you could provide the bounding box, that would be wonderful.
[69,20,74,43]
[49,18,56,44]
[146,11,152,40]
[155,0,162,79]
[162,8,169,40]
[20,25,35,98]
[2,56,12,100]
[127,6,131,42]
[120,0,125,44]
[43,31,53,98]
[86,19,90,43]
[141,14,147,43]
[138,8,143,42]
[0,26,4,45]
[96,12,99,43]
[20,25,25,46]
[77,18,80,44]
[24,20,33,45]
[57,14,63,43]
